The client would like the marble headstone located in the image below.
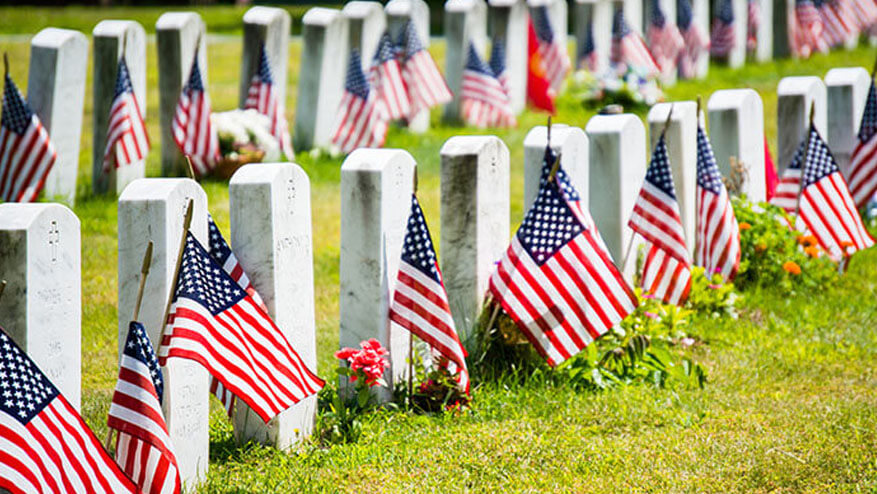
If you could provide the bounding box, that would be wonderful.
[156,12,208,178]
[386,0,432,133]
[689,0,710,78]
[118,178,209,487]
[772,0,791,58]
[825,67,871,177]
[612,0,643,33]
[752,0,773,61]
[644,0,678,85]
[240,7,291,109]
[529,0,568,47]
[777,76,827,173]
[229,163,317,450]
[343,1,387,61]
[0,204,81,410]
[707,89,766,201]
[92,21,147,196]
[339,149,416,401]
[523,124,589,211]
[293,8,350,151]
[585,113,647,279]
[439,136,510,340]
[27,28,87,205]
[712,0,748,68]
[573,0,612,72]
[488,0,528,113]
[444,0,490,122]
[647,102,698,252]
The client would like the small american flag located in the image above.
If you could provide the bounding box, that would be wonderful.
[611,9,660,76]
[244,43,293,160]
[791,0,829,57]
[770,135,805,214]
[107,322,180,494]
[629,136,692,305]
[172,55,219,177]
[158,232,324,423]
[797,124,874,259]
[711,0,737,57]
[396,20,452,115]
[489,37,512,96]
[0,327,137,494]
[848,80,877,208]
[646,0,685,73]
[102,56,150,172]
[531,6,571,91]
[369,33,410,121]
[817,0,856,47]
[488,147,637,367]
[748,0,761,51]
[205,215,268,417]
[847,0,877,31]
[389,195,469,392]
[677,0,709,79]
[695,124,741,281]
[460,42,516,128]
[331,49,388,153]
[577,24,600,72]
[0,73,56,203]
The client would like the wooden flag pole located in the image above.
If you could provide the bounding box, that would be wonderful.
[871,50,877,79]
[660,104,674,140]
[3,53,8,77]
[793,102,817,217]
[184,155,197,181]
[158,199,195,346]
[0,279,6,302]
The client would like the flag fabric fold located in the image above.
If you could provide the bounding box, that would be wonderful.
[611,9,660,77]
[396,21,452,115]
[531,5,571,91]
[646,0,685,74]
[244,43,293,160]
[460,42,516,128]
[369,32,410,121]
[102,56,150,172]
[526,17,557,114]
[172,55,220,177]
[770,135,805,214]
[790,0,830,58]
[848,78,877,208]
[711,0,737,57]
[331,49,388,153]
[677,0,709,79]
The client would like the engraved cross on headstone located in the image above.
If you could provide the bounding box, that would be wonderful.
[48,221,60,263]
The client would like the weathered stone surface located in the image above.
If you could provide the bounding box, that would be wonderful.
[707,89,766,201]
[523,124,589,211]
[825,67,871,177]
[0,204,81,410]
[488,0,528,112]
[92,20,147,196]
[229,163,317,450]
[339,149,416,400]
[156,12,207,177]
[293,8,349,150]
[573,0,611,72]
[343,1,387,61]
[440,136,510,340]
[240,7,291,108]
[777,76,827,172]
[118,178,209,487]
[27,28,87,205]
[772,0,791,58]
[753,0,773,61]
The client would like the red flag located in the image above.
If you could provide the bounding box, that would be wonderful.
[526,19,556,114]
[764,135,779,201]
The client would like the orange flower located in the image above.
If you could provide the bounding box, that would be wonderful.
[840,241,854,248]
[803,236,818,248]
[755,243,767,253]
[739,222,752,231]
[804,246,820,258]
[783,261,802,275]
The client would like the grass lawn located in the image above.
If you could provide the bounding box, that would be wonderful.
[2,8,877,492]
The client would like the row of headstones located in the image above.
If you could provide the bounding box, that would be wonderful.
[0,70,868,487]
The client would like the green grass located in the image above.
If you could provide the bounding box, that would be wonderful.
[2,14,877,491]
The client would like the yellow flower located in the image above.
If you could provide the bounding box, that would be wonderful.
[783,261,802,275]
[739,222,752,231]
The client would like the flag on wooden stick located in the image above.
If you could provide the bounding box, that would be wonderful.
[611,9,660,77]
[531,5,571,91]
[460,42,516,128]
[102,56,149,172]
[369,33,410,121]
[711,0,737,57]
[770,135,805,214]
[172,52,220,177]
[396,20,452,115]
[244,43,293,160]
[847,78,877,208]
[331,49,388,153]
[677,0,709,79]
[790,0,829,58]
[646,0,685,73]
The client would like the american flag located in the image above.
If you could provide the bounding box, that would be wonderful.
[489,37,512,96]
[0,73,56,203]
[102,56,150,172]
[848,79,877,208]
[369,32,410,121]
[611,9,660,76]
[396,20,452,115]
[797,124,874,259]
[748,0,761,51]
[677,0,709,79]
[158,232,324,423]
[531,5,571,91]
[770,135,805,214]
[695,124,741,281]
[817,0,856,47]
[107,322,180,494]
[848,0,877,31]
[711,0,737,57]
[388,195,469,392]
[791,0,829,57]
[172,55,219,177]
[646,0,685,73]
[205,215,268,417]
[577,24,600,72]
[244,43,293,160]
[460,42,516,128]
[488,147,637,367]
[0,327,137,494]
[331,49,388,153]
[629,136,692,305]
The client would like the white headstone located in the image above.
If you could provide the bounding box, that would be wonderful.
[27,28,87,205]
[644,0,678,84]
[612,0,643,33]
[343,1,387,62]
[156,12,207,177]
[574,0,612,72]
[488,0,528,113]
[240,7,291,109]
[118,178,209,487]
[529,0,568,46]
[439,136,510,340]
[293,8,349,151]
[707,89,766,201]
[690,0,710,77]
[229,163,317,449]
[712,0,747,68]
[523,124,589,211]
[92,21,147,196]
[386,0,432,133]
[753,0,773,61]
[585,113,647,279]
[825,67,871,178]
[777,76,827,173]
[647,102,698,252]
[339,149,416,400]
[0,204,80,410]
[772,0,791,58]
[445,0,489,122]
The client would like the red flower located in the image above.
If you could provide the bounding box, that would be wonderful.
[336,338,390,387]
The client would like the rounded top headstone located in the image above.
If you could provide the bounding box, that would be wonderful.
[341,148,416,172]
[440,135,509,156]
[243,6,290,24]
[585,113,645,135]
[0,203,79,231]
[343,1,385,18]
[93,20,145,38]
[303,7,341,26]
[707,88,762,111]
[777,76,825,95]
[119,178,205,202]
[230,162,308,186]
[824,67,870,86]
[31,28,87,48]
[155,12,203,30]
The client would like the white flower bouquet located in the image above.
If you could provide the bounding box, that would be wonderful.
[210,109,282,178]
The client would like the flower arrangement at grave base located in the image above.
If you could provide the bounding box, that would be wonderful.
[403,359,470,415]
[316,338,390,445]
[569,67,664,111]
[210,109,282,179]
